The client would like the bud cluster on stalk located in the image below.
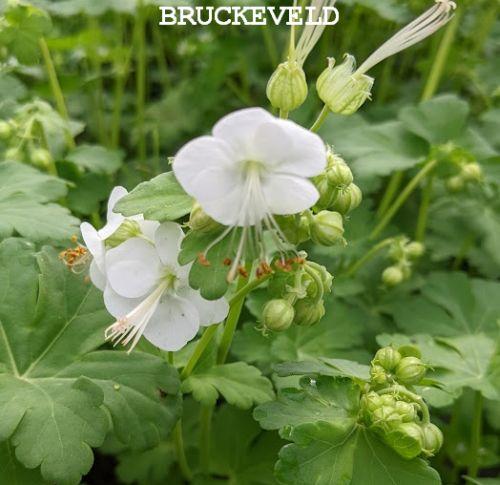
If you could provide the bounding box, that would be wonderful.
[381,237,425,287]
[359,345,443,459]
[260,254,332,333]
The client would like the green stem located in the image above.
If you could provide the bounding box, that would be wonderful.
[173,421,192,481]
[38,37,75,149]
[468,391,483,478]
[378,385,430,424]
[343,238,394,277]
[180,325,218,380]
[415,174,434,242]
[310,104,330,133]
[135,2,147,162]
[152,26,170,91]
[421,9,462,101]
[279,109,289,119]
[199,405,213,474]
[377,172,404,218]
[370,160,438,240]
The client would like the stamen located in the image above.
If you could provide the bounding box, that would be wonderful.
[59,245,90,273]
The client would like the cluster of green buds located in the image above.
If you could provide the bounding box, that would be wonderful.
[446,161,483,192]
[360,345,442,459]
[261,254,332,332]
[316,55,374,115]
[381,237,424,287]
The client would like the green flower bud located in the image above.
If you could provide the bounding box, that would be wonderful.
[30,148,52,168]
[398,344,421,359]
[382,265,404,287]
[316,56,374,115]
[0,120,12,139]
[387,422,424,459]
[395,356,426,385]
[189,202,221,233]
[379,395,396,407]
[303,262,333,299]
[313,174,337,210]
[394,401,417,423]
[371,405,402,428]
[374,347,402,371]
[446,175,465,192]
[361,391,383,412]
[421,423,443,456]
[266,60,308,112]
[293,299,325,327]
[326,152,353,186]
[405,241,425,259]
[277,214,310,245]
[370,364,389,385]
[461,162,482,182]
[330,183,362,214]
[310,210,344,246]
[106,220,142,248]
[5,147,23,161]
[262,299,295,332]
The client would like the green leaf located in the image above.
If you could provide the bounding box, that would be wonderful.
[386,272,500,337]
[254,376,359,434]
[0,239,181,484]
[182,361,274,409]
[276,422,440,485]
[0,193,79,242]
[275,358,370,381]
[399,94,469,146]
[114,172,193,221]
[0,441,46,485]
[66,144,123,174]
[209,405,283,485]
[0,161,67,202]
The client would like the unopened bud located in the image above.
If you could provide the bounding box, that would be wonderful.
[293,299,325,327]
[106,220,142,248]
[374,347,402,371]
[326,151,353,186]
[405,241,425,259]
[370,364,389,385]
[30,148,52,168]
[421,423,443,456]
[310,210,344,246]
[278,214,310,245]
[330,183,362,214]
[5,147,23,161]
[382,266,404,287]
[262,299,295,331]
[389,422,424,459]
[316,56,374,115]
[266,61,308,112]
[461,162,482,182]
[361,391,383,413]
[189,202,221,233]
[395,356,426,385]
[446,175,465,192]
[371,405,402,428]
[0,120,12,139]
[394,401,417,423]
[314,174,336,210]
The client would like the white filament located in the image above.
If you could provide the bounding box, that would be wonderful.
[356,0,457,75]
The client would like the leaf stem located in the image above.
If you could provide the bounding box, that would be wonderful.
[199,405,213,474]
[38,37,75,149]
[468,391,483,478]
[377,172,404,218]
[310,105,330,133]
[343,238,394,277]
[370,160,438,240]
[415,173,434,242]
[173,421,192,481]
[180,325,218,380]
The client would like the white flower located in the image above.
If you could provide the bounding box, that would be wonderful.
[173,108,326,279]
[103,222,229,352]
[80,186,158,291]
[355,0,457,76]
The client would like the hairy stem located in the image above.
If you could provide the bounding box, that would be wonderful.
[310,105,330,133]
[344,238,394,277]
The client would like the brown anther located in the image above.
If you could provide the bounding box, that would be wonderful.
[59,246,88,270]
[197,253,211,267]
[256,268,263,278]
[259,261,272,274]
[71,234,78,244]
[238,266,248,278]
[223,257,232,266]
[84,275,91,284]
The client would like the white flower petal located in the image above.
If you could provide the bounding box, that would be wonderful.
[179,287,229,326]
[139,220,161,240]
[173,136,238,197]
[212,107,273,157]
[154,222,185,268]
[262,174,319,215]
[106,237,162,298]
[99,186,128,239]
[89,259,106,290]
[268,119,326,177]
[81,222,104,258]
[196,185,252,226]
[143,295,200,351]
[104,284,143,319]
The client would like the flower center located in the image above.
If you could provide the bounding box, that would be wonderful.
[161,267,179,292]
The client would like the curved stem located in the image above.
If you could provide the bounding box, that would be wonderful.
[415,174,434,242]
[468,391,483,478]
[378,385,430,424]
[38,37,75,149]
[370,160,438,240]
[173,421,192,481]
[343,238,394,277]
[180,325,218,380]
[310,104,330,133]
